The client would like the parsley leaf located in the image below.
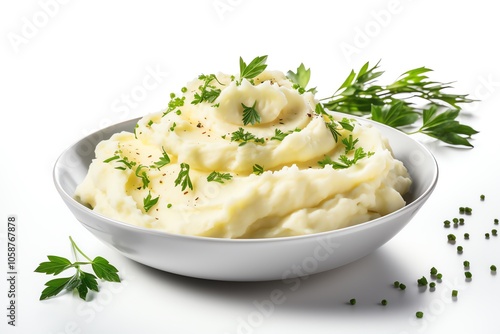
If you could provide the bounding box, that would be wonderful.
[242,101,261,125]
[143,191,160,212]
[135,165,150,189]
[207,171,233,184]
[240,55,268,81]
[174,163,193,191]
[230,128,265,146]
[286,63,317,94]
[150,147,170,170]
[35,237,121,301]
[253,164,264,175]
[191,74,222,105]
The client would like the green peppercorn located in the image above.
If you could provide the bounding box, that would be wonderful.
[393,281,400,288]
[492,229,498,236]
[429,282,436,288]
[457,245,463,253]
[464,233,470,240]
[447,234,456,242]
[485,233,490,239]
[381,299,388,306]
[436,273,443,280]
[452,290,458,297]
[443,220,451,228]
[480,194,485,201]
[463,260,470,268]
[430,267,438,276]
[465,271,472,279]
[349,298,356,305]
[491,265,497,272]
[399,283,407,290]
[416,311,424,318]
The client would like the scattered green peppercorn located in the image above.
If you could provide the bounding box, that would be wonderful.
[491,265,497,272]
[429,282,436,288]
[495,219,499,225]
[167,203,172,208]
[393,281,400,288]
[465,271,472,279]
[452,290,458,297]
[430,267,438,276]
[447,234,456,242]
[465,207,472,214]
[463,260,470,268]
[492,229,498,236]
[464,233,470,240]
[399,283,407,290]
[459,218,465,225]
[349,298,356,305]
[459,207,465,214]
[417,276,428,286]
[452,218,458,224]
[443,220,451,228]
[381,299,388,306]
[457,245,463,253]
[436,273,443,280]
[416,311,424,318]
[480,194,485,201]
[485,233,490,239]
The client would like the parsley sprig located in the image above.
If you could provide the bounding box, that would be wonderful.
[242,101,261,125]
[192,74,222,105]
[286,63,317,94]
[175,162,193,191]
[143,191,160,212]
[239,55,268,84]
[230,128,265,146]
[35,237,121,301]
[320,60,477,147]
[207,171,232,183]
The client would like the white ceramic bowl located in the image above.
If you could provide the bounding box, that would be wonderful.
[54,117,438,281]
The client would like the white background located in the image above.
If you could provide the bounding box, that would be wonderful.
[1,0,500,333]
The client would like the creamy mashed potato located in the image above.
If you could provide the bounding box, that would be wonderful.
[75,68,411,238]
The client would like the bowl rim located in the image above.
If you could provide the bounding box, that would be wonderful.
[53,116,439,244]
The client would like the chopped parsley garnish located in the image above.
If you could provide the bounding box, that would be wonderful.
[143,191,160,212]
[163,92,186,117]
[252,164,264,175]
[230,128,265,146]
[191,74,222,105]
[150,147,171,170]
[207,171,232,184]
[318,148,372,170]
[135,165,150,189]
[242,101,261,125]
[104,151,136,170]
[174,163,193,191]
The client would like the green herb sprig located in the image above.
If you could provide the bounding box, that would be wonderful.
[192,74,222,105]
[239,55,268,83]
[242,101,261,125]
[320,60,478,147]
[35,237,121,301]
[230,128,265,146]
[207,171,233,184]
[175,162,193,191]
